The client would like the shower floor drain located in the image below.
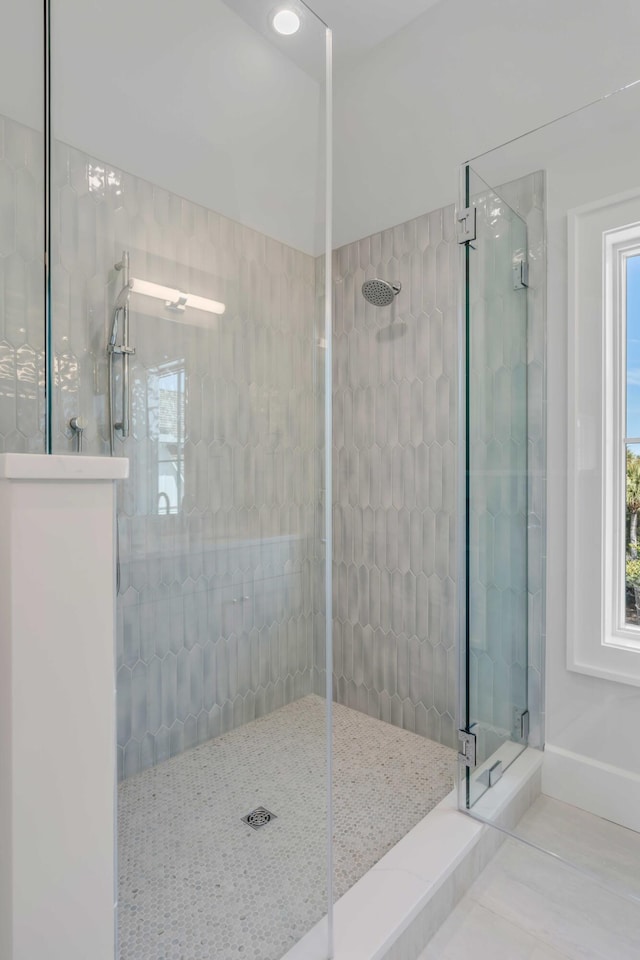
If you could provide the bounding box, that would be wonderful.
[242,807,277,830]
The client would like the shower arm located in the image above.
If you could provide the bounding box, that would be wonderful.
[108,251,135,446]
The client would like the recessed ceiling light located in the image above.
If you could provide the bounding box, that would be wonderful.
[272,8,300,36]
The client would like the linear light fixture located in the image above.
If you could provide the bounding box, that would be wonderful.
[129,277,225,315]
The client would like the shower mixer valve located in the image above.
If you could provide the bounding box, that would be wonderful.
[69,415,86,453]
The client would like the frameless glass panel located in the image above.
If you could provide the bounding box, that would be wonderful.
[0,0,45,454]
[51,2,331,958]
[465,166,529,807]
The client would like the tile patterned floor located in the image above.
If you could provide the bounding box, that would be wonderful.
[420,799,640,960]
[514,794,640,902]
[118,695,456,960]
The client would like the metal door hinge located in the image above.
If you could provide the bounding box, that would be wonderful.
[458,729,477,768]
[513,259,529,289]
[515,709,530,741]
[457,206,476,245]
[479,759,503,788]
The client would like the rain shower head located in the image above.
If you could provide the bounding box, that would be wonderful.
[362,278,401,307]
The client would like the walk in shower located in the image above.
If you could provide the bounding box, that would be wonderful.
[7,1,640,958]
[0,2,541,955]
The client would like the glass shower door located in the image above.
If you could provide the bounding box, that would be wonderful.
[49,2,332,958]
[463,166,529,806]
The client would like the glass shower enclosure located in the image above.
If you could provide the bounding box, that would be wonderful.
[458,72,640,912]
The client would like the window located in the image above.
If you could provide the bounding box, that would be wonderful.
[151,361,185,515]
[568,190,640,686]
[603,226,640,651]
[624,255,640,628]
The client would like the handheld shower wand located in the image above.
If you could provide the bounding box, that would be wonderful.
[108,279,133,348]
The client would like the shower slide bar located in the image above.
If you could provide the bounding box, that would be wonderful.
[108,250,135,455]
[107,250,227,455]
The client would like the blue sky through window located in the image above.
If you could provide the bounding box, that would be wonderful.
[627,254,640,438]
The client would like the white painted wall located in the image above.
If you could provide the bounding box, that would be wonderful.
[333,0,640,247]
[0,0,42,132]
[544,107,640,770]
[0,0,325,255]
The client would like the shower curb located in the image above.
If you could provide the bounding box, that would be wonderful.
[284,748,542,960]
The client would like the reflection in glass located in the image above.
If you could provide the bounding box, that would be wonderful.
[153,362,185,515]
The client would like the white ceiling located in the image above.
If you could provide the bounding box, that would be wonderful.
[308,0,444,62]
[220,0,444,78]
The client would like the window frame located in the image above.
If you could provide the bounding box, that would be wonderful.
[567,189,640,687]
[604,232,640,650]
[150,358,186,517]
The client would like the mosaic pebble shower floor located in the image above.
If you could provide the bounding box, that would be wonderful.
[118,695,456,960]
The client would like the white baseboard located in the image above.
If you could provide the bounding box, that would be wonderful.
[543,743,640,833]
